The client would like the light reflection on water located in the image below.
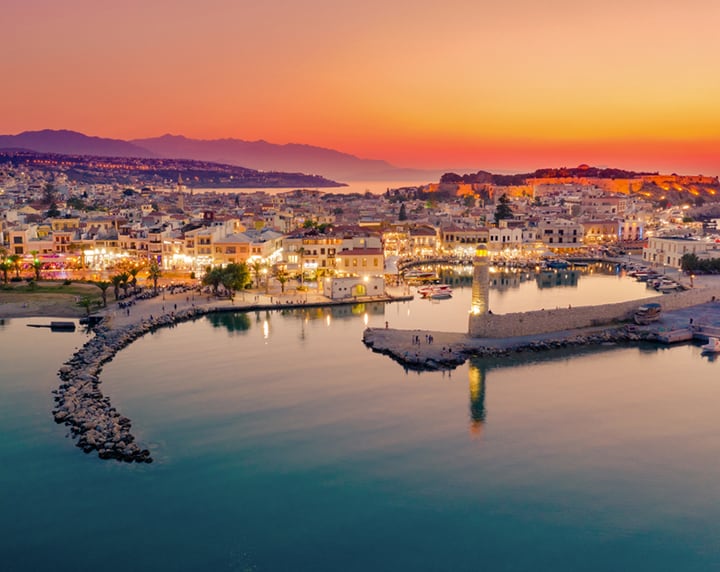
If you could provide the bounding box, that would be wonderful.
[1,269,719,571]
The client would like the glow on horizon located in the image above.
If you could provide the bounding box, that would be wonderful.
[2,0,719,174]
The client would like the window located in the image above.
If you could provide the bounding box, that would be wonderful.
[13,236,22,244]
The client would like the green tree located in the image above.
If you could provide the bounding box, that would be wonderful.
[30,250,42,281]
[118,272,130,297]
[77,296,94,316]
[398,202,408,221]
[129,266,142,291]
[202,266,224,296]
[220,262,250,301]
[147,260,162,293]
[45,202,61,218]
[680,253,699,273]
[0,254,10,284]
[94,281,111,307]
[494,193,513,225]
[249,259,264,289]
[111,274,124,301]
[273,267,290,293]
[8,254,22,278]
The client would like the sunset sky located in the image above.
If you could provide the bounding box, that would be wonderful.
[2,0,719,175]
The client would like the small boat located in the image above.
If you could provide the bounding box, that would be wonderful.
[701,337,720,353]
[418,284,453,299]
[546,259,569,269]
[404,270,435,279]
[633,302,662,325]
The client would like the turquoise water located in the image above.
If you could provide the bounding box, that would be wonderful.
[1,271,718,571]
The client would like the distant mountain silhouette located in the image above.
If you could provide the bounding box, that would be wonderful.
[0,129,155,158]
[0,129,440,181]
[131,134,417,181]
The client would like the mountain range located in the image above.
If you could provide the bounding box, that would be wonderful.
[0,130,442,182]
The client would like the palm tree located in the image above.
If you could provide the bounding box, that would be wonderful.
[118,272,130,297]
[129,266,142,292]
[249,259,264,289]
[315,267,331,296]
[297,246,306,288]
[94,281,111,307]
[147,260,162,294]
[0,249,9,284]
[77,296,94,316]
[8,254,21,279]
[30,250,42,281]
[273,267,290,294]
[111,274,124,301]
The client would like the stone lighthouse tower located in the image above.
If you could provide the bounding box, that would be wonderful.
[470,243,489,317]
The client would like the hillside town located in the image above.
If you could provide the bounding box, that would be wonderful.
[2,160,720,300]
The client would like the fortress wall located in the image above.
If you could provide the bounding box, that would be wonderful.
[468,286,720,338]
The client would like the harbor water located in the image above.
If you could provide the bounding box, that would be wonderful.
[1,268,718,571]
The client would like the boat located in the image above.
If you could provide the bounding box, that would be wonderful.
[545,259,569,269]
[633,302,662,325]
[404,269,435,279]
[701,337,720,353]
[417,284,453,299]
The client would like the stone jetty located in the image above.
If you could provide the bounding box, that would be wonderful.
[362,324,659,371]
[52,291,406,462]
[53,306,211,462]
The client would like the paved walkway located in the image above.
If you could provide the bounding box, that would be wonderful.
[98,285,410,330]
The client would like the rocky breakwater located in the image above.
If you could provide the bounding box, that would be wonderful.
[53,306,210,462]
[363,325,659,371]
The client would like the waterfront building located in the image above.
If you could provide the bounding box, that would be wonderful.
[643,236,720,268]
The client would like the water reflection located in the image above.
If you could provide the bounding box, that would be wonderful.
[468,363,487,435]
[206,312,251,334]
[536,269,580,289]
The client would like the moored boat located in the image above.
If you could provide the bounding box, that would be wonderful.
[633,302,662,325]
[418,284,453,299]
[701,337,720,353]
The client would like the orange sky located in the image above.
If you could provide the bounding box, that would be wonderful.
[2,0,719,175]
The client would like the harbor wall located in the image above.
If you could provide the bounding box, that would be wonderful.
[468,286,720,338]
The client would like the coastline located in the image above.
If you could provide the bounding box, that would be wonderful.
[11,275,720,463]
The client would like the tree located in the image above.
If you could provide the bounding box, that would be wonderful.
[202,266,224,296]
[45,202,61,218]
[94,281,111,307]
[129,266,142,291]
[220,262,250,301]
[0,255,10,284]
[147,260,162,293]
[111,274,124,301]
[398,203,408,221]
[494,193,513,225]
[118,272,130,297]
[680,253,699,273]
[8,254,22,278]
[249,259,264,289]
[297,247,306,288]
[77,296,94,316]
[43,183,56,205]
[273,267,290,293]
[30,251,42,281]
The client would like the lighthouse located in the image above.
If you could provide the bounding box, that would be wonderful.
[470,243,489,317]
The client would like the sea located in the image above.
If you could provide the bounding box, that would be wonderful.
[2,264,719,571]
[186,179,429,196]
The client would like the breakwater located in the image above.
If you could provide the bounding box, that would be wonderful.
[364,324,663,372]
[468,286,720,338]
[53,294,410,462]
[53,306,211,462]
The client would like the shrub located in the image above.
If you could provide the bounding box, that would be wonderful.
[63,279,72,286]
